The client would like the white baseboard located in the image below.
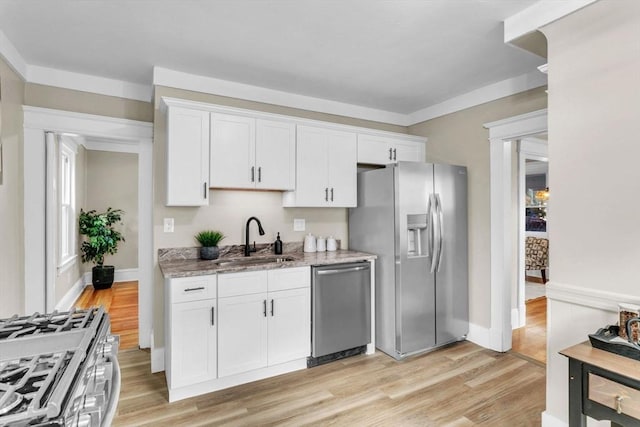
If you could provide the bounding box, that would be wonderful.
[467,322,491,349]
[55,276,87,311]
[541,411,566,427]
[82,267,139,285]
[511,307,526,329]
[151,346,165,373]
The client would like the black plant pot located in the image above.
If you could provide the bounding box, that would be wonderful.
[200,246,219,260]
[92,265,115,290]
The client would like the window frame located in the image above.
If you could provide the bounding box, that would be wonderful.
[58,139,77,272]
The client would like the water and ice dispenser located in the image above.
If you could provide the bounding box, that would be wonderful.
[407,213,428,257]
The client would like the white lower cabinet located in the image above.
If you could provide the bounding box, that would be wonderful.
[166,266,311,401]
[165,275,217,393]
[218,292,269,377]
[217,267,310,376]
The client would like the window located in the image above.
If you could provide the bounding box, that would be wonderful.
[58,140,77,271]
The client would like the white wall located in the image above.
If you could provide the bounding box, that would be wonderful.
[541,1,640,424]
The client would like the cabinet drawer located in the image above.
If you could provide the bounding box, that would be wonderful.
[170,276,216,303]
[267,266,310,292]
[589,373,640,420]
[218,270,268,297]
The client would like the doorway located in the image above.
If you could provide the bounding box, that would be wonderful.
[23,107,153,350]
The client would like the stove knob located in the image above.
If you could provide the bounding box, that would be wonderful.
[86,362,112,383]
[82,392,105,410]
[98,335,120,357]
[75,412,95,427]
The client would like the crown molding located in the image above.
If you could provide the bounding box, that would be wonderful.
[504,0,598,43]
[153,67,409,126]
[28,65,153,102]
[0,29,27,79]
[407,70,547,125]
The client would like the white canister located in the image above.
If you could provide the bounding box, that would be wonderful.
[326,236,337,251]
[316,237,326,252]
[303,233,316,252]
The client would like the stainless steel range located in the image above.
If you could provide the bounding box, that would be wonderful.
[0,307,120,427]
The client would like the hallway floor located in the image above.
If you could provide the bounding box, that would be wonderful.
[511,297,547,364]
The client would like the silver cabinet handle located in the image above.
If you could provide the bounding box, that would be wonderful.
[203,182,207,199]
[325,187,329,201]
[258,167,262,182]
[330,188,334,202]
[251,166,255,182]
[389,147,393,160]
[184,286,205,292]
[263,299,267,317]
[393,148,397,161]
[270,299,274,316]
[211,307,215,326]
[316,266,369,275]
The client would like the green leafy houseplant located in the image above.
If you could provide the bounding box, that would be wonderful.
[195,230,225,260]
[79,208,125,289]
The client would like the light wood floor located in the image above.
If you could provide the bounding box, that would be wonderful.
[113,341,545,426]
[74,281,139,350]
[511,297,547,364]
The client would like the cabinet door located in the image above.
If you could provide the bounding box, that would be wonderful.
[255,119,295,190]
[292,125,330,206]
[218,293,268,377]
[327,130,357,207]
[166,107,210,206]
[210,113,255,189]
[357,134,394,165]
[393,140,424,162]
[267,288,310,366]
[170,298,216,388]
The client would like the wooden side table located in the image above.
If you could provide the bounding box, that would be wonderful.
[560,342,640,427]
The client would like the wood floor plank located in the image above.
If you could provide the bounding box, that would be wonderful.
[113,342,546,426]
[512,297,547,364]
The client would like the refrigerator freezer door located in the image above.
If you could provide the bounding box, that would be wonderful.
[434,164,469,346]
[395,162,436,355]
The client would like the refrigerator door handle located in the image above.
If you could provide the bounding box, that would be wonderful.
[425,195,433,257]
[429,194,439,273]
[435,194,444,272]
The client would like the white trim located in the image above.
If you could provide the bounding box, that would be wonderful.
[83,268,140,285]
[504,0,598,44]
[161,96,426,143]
[546,281,640,313]
[27,65,152,102]
[57,255,77,275]
[538,63,549,74]
[154,67,409,126]
[23,107,153,351]
[541,411,567,427]
[466,322,491,349]
[511,308,523,330]
[54,276,87,312]
[484,108,548,352]
[407,71,547,124]
[151,345,165,373]
[0,29,27,79]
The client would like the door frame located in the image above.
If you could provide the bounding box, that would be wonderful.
[483,109,547,352]
[23,106,153,349]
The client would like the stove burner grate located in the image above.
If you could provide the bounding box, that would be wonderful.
[0,307,101,340]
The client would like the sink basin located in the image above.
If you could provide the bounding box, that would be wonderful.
[212,256,295,268]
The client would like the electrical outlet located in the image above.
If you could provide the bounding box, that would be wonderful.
[293,218,306,232]
[163,218,174,233]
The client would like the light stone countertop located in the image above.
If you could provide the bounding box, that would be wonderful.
[159,244,376,279]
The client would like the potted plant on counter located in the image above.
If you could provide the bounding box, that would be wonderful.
[79,208,125,290]
[195,230,225,260]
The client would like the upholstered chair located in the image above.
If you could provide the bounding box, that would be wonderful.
[525,237,549,283]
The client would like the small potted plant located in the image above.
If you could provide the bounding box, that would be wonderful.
[195,230,225,260]
[79,208,125,289]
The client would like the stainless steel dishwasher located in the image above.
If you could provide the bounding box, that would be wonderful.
[309,262,371,366]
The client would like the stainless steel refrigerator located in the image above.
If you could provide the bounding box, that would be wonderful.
[348,161,468,360]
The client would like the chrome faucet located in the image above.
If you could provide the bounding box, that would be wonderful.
[244,216,265,256]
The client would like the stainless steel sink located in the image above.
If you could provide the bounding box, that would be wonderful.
[212,256,295,267]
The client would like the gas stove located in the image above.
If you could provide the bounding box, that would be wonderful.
[0,307,120,427]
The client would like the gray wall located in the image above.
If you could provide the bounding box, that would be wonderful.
[0,56,25,317]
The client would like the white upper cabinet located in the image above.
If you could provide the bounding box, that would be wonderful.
[357,134,425,165]
[165,106,210,206]
[210,113,295,190]
[283,125,357,207]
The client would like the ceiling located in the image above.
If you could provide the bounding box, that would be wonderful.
[0,0,546,116]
